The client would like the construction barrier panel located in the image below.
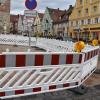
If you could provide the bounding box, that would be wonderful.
[0,47,99,99]
[0,52,83,68]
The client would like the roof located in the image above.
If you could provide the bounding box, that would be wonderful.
[38,13,44,21]
[19,15,24,20]
[10,14,24,23]
[38,13,44,19]
[10,15,19,23]
[47,5,73,24]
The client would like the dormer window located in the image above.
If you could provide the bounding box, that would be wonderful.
[93,6,97,12]
[78,10,81,16]
[85,8,88,14]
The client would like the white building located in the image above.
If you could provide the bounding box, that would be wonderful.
[42,6,73,38]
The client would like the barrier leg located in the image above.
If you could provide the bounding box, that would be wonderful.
[70,85,88,95]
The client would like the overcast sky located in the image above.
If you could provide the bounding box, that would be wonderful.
[10,0,76,14]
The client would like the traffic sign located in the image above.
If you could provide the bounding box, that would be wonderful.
[25,0,37,10]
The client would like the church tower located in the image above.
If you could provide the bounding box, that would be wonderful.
[0,0,11,33]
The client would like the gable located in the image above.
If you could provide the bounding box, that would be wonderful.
[42,8,52,23]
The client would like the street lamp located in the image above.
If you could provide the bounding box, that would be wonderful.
[13,21,18,47]
[27,24,31,47]
[77,25,82,41]
[34,24,41,46]
[78,28,80,41]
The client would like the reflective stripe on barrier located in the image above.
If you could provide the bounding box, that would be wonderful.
[84,48,99,62]
[81,68,96,83]
[0,81,78,98]
[0,53,83,68]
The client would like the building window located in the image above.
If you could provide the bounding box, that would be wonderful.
[85,0,88,3]
[80,0,83,4]
[93,6,97,12]
[81,20,84,25]
[63,27,65,31]
[95,18,98,24]
[78,10,81,16]
[71,21,73,26]
[76,21,78,26]
[85,8,88,14]
[88,19,91,24]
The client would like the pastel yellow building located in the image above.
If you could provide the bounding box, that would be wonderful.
[69,0,100,42]
[34,13,44,36]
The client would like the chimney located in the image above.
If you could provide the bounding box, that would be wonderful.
[69,5,72,8]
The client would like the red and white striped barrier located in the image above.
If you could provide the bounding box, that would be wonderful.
[0,53,83,68]
[0,65,80,99]
[0,81,78,98]
[81,68,96,83]
[0,48,99,68]
[84,48,99,62]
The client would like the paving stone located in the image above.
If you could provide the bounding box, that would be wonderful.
[65,98,74,100]
[95,96,100,100]
[36,94,45,98]
[44,93,53,97]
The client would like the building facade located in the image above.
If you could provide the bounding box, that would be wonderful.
[53,6,73,39]
[34,13,44,36]
[69,0,100,41]
[42,6,73,38]
[10,15,19,34]
[0,0,10,33]
[42,7,53,36]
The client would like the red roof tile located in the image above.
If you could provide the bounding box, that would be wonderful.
[47,6,73,24]
[38,13,44,21]
[10,15,19,22]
